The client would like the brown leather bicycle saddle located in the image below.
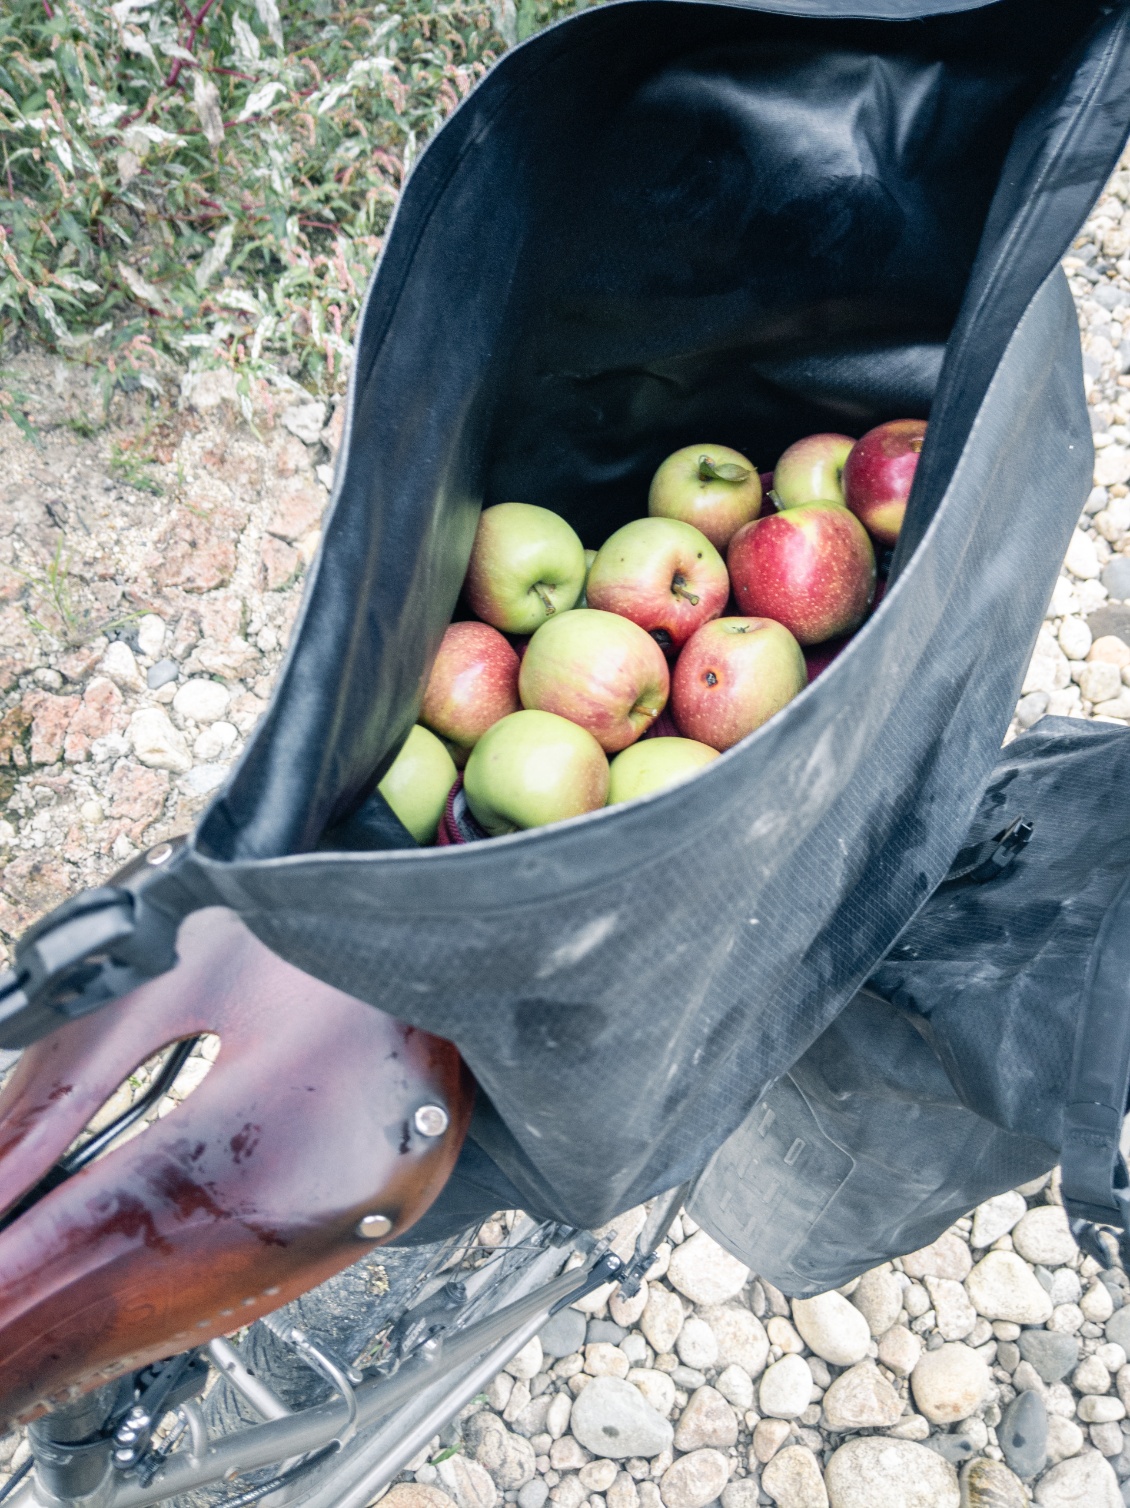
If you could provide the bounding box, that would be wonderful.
[0,883,471,1428]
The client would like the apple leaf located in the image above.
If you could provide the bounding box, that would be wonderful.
[698,457,751,484]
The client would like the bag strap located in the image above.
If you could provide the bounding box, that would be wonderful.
[1061,871,1130,1240]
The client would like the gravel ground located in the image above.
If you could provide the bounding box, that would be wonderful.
[0,138,1128,1508]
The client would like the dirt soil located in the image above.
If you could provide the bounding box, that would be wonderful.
[0,357,342,965]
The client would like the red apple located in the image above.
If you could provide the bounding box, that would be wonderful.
[420,621,520,765]
[843,419,926,545]
[465,502,587,633]
[463,710,609,835]
[773,433,855,508]
[519,608,669,753]
[727,503,875,646]
[648,444,762,550]
[672,617,806,752]
[586,517,729,655]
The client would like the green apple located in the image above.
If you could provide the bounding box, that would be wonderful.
[465,502,586,634]
[648,444,762,551]
[463,709,609,835]
[772,433,855,509]
[378,725,457,844]
[608,736,719,804]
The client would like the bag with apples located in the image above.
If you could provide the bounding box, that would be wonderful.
[44,1,1130,1249]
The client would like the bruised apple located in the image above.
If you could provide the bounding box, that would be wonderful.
[727,502,875,646]
[377,725,457,844]
[608,736,719,804]
[672,618,806,751]
[586,517,729,655]
[465,502,586,634]
[648,444,762,550]
[519,608,669,753]
[773,433,855,509]
[672,618,805,751]
[421,621,520,764]
[843,419,926,545]
[463,710,609,834]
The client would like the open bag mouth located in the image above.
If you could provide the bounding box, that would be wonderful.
[3,0,1129,1242]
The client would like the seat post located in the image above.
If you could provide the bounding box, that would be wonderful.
[27,1383,119,1505]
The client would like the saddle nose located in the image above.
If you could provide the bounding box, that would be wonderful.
[0,905,470,1429]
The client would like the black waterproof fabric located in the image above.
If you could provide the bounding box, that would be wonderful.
[143,0,1130,1230]
[691,718,1130,1292]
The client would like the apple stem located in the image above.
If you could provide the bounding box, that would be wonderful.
[533,583,556,615]
[698,456,751,485]
[671,574,700,607]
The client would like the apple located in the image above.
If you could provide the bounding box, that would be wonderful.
[608,736,719,804]
[465,502,586,634]
[727,502,875,646]
[421,621,520,765]
[773,433,855,509]
[377,725,457,844]
[843,419,926,545]
[672,617,806,751]
[577,547,598,608]
[586,518,729,655]
[463,710,609,835]
[648,444,762,550]
[519,608,670,753]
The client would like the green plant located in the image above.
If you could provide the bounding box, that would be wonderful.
[19,538,139,646]
[109,437,163,494]
[0,0,599,397]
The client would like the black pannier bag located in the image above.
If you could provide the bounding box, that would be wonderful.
[4,1,1130,1258]
[689,718,1130,1292]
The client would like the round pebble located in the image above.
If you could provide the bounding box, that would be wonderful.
[385,1486,458,1508]
[910,1343,989,1425]
[666,1233,749,1307]
[1045,1415,1085,1465]
[761,1444,828,1508]
[173,676,231,724]
[675,1317,718,1371]
[970,1192,1027,1250]
[965,1251,1054,1324]
[850,1269,903,1337]
[998,1388,1048,1478]
[658,1448,729,1508]
[715,1363,753,1410]
[791,1291,872,1366]
[820,1360,902,1430]
[672,1386,737,1451]
[1019,1330,1080,1383]
[1033,1449,1121,1507]
[641,1288,685,1355]
[759,1355,814,1420]
[824,1436,959,1508]
[959,1458,1027,1508]
[569,1376,674,1459]
[700,1305,770,1376]
[1011,1208,1079,1268]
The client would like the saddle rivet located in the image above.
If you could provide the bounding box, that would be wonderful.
[414,1104,449,1138]
[357,1212,393,1240]
[147,843,173,866]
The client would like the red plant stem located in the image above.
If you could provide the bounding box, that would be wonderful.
[165,0,222,90]
[42,0,54,17]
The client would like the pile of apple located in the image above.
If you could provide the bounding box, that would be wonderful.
[378,419,925,842]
